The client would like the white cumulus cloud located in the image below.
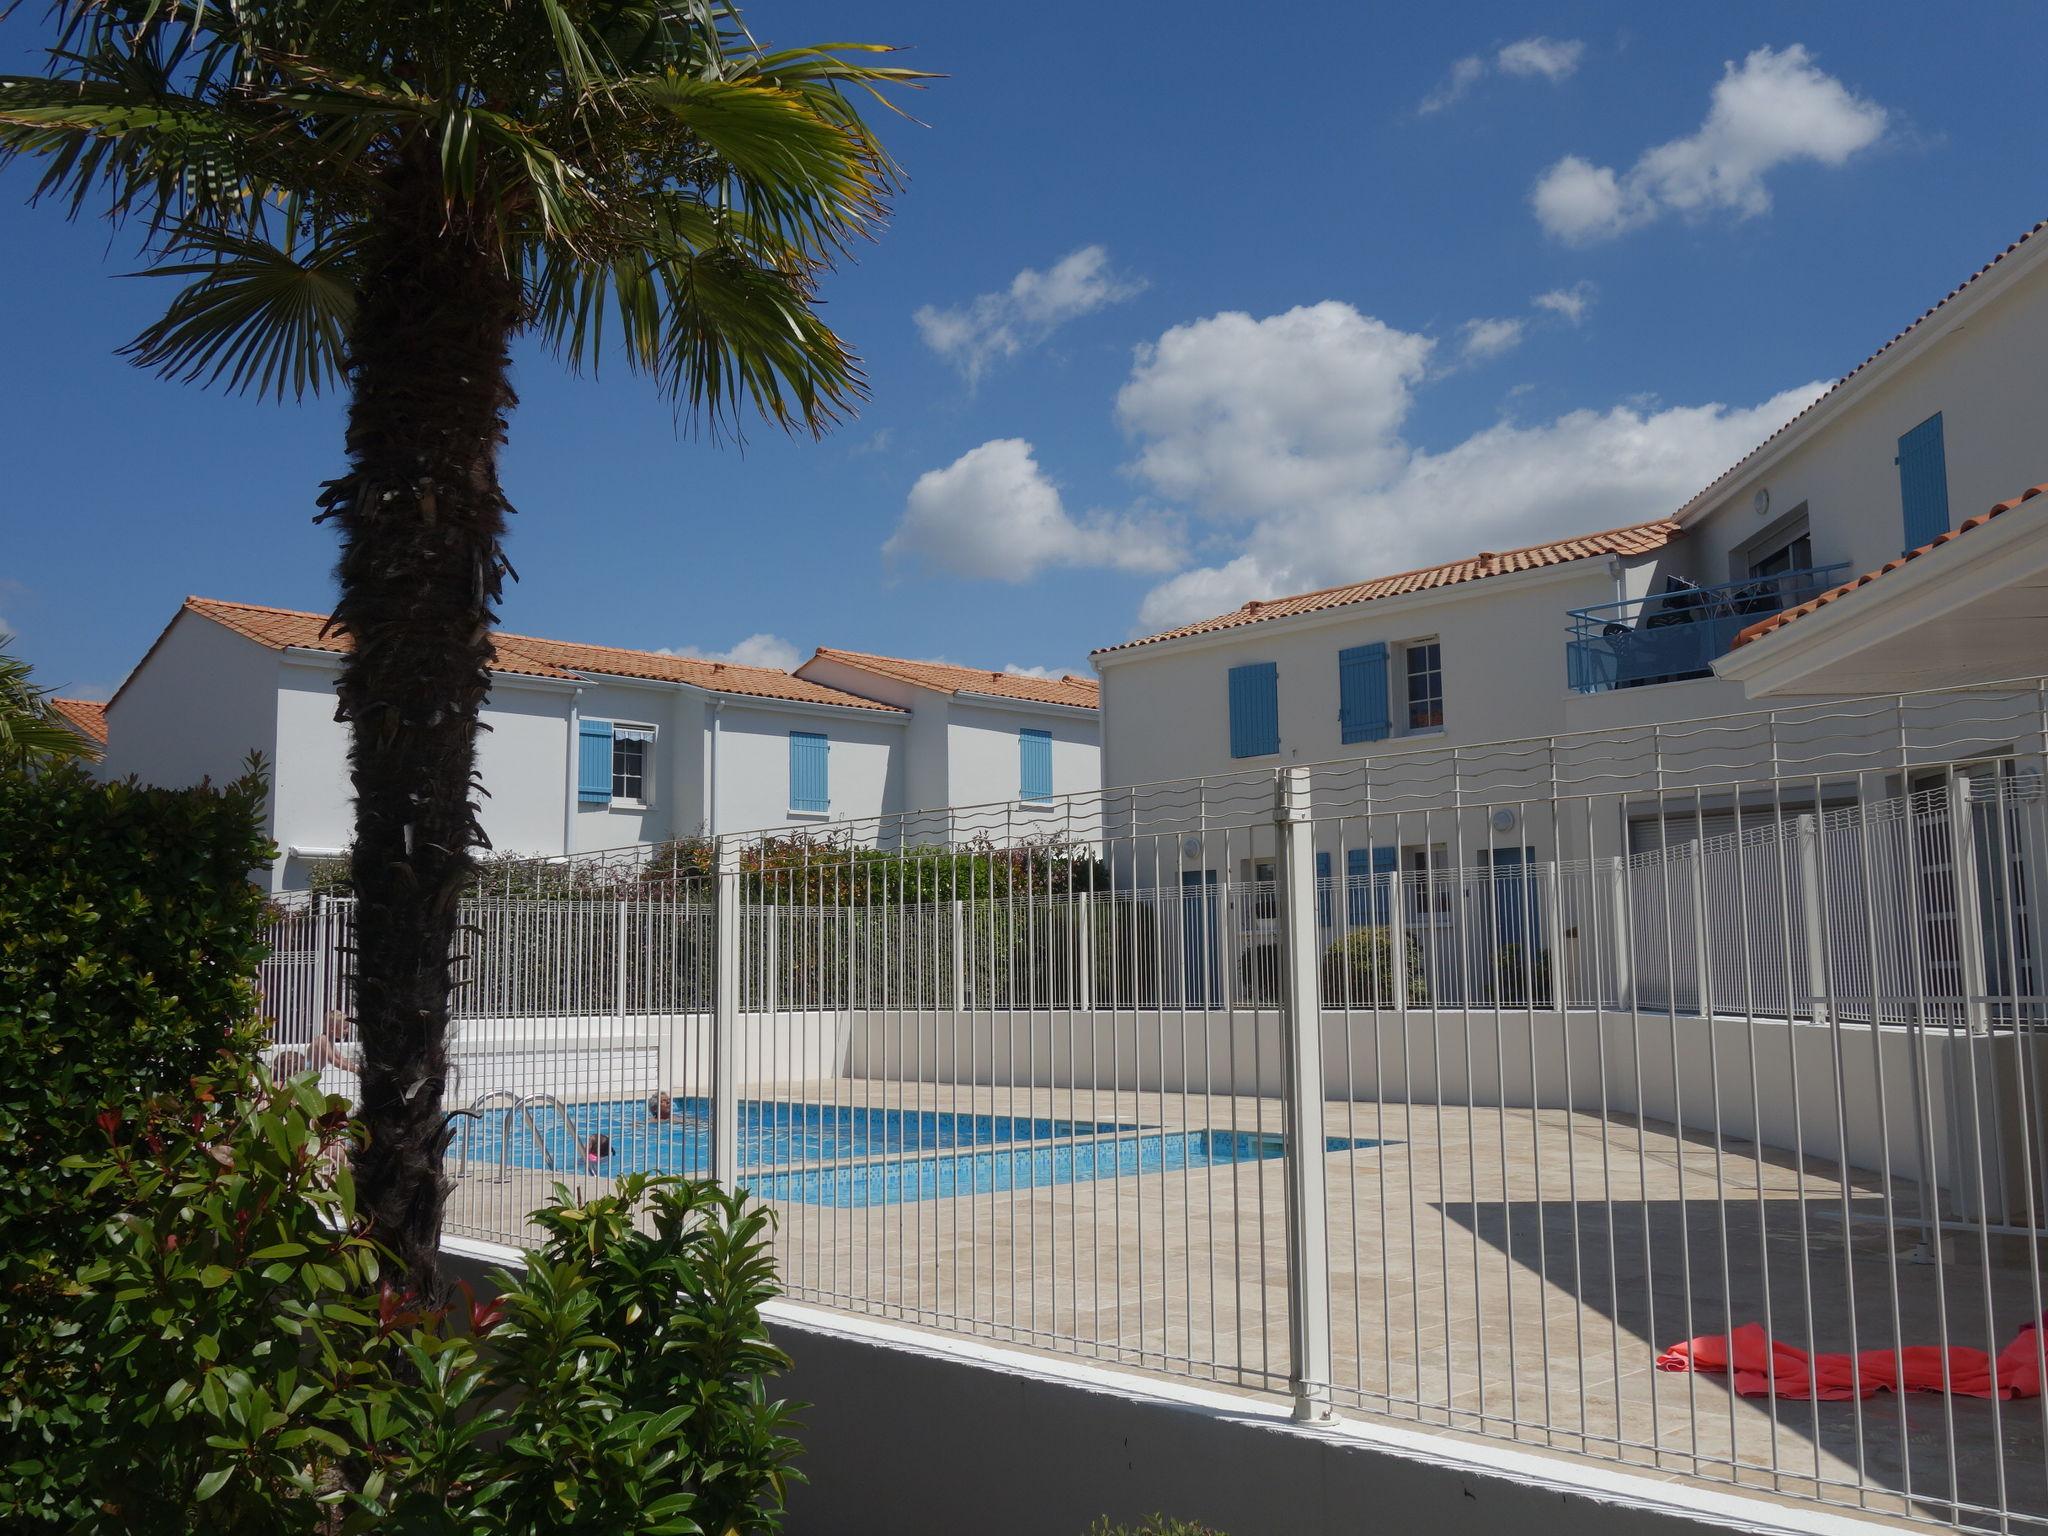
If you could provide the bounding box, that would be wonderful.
[1458,316,1527,363]
[1116,303,1434,516]
[1421,37,1583,113]
[1497,36,1585,81]
[913,245,1146,383]
[1098,299,1826,632]
[1533,281,1598,325]
[1533,44,1887,243]
[659,633,803,671]
[884,438,1183,583]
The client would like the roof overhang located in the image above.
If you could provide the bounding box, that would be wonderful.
[1713,502,2048,697]
[1672,223,2048,528]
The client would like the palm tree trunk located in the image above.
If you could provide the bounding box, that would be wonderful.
[319,151,522,1298]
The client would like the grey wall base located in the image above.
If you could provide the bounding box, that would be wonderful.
[767,1303,1891,1536]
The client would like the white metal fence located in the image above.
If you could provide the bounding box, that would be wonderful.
[261,680,2048,1533]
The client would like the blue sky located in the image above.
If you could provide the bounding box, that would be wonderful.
[5,1,2046,700]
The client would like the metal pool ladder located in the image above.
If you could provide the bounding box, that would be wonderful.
[447,1090,584,1183]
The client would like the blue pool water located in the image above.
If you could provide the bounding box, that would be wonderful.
[452,1097,1374,1209]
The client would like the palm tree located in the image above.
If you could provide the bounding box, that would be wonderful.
[0,635,100,768]
[1,1,919,1294]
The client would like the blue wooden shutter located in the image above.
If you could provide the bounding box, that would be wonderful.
[1338,643,1390,744]
[1227,662,1279,758]
[1897,413,1951,552]
[789,731,829,813]
[577,719,613,804]
[1019,728,1053,801]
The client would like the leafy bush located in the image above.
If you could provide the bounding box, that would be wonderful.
[0,758,275,1443]
[1086,1517,1227,1536]
[4,1064,802,1533]
[1491,942,1552,1006]
[1320,926,1428,1008]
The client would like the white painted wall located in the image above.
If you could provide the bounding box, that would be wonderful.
[1097,243,2048,814]
[100,610,280,801]
[709,699,906,835]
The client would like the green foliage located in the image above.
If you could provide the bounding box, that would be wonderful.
[0,633,98,767]
[4,1069,802,1534]
[1320,926,1429,1008]
[1086,1517,1228,1536]
[0,757,276,1448]
[1491,942,1552,1006]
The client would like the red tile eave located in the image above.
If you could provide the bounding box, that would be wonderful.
[1730,482,2048,650]
[1095,519,1680,656]
[808,647,1099,709]
[49,697,108,745]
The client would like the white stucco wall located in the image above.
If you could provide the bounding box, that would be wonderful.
[100,611,280,796]
[1097,561,1618,800]
[945,697,1100,815]
[709,699,905,836]
[1683,244,2048,585]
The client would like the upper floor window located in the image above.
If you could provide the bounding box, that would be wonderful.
[1019,727,1053,803]
[789,731,830,815]
[1404,641,1443,731]
[1897,412,1951,553]
[1228,662,1279,759]
[611,725,653,805]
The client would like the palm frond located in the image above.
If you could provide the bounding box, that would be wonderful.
[0,638,97,769]
[122,225,362,398]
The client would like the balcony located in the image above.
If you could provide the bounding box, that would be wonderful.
[1566,563,1850,694]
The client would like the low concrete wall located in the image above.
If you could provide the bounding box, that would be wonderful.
[770,1303,1887,1536]
[435,1241,1884,1536]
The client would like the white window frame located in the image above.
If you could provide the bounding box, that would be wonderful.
[1400,639,1444,735]
[609,723,655,809]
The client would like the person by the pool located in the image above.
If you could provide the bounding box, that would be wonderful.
[647,1092,674,1122]
[585,1133,613,1165]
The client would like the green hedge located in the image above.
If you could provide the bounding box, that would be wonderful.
[0,758,275,1454]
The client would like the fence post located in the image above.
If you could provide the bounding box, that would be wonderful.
[1274,766,1333,1422]
[951,899,967,1012]
[1949,774,1990,1035]
[1077,886,1096,1011]
[711,836,741,1187]
[1796,814,1829,1024]
[1691,851,1712,1018]
[310,893,330,1032]
[614,898,629,1036]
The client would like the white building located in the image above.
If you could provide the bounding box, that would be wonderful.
[90,598,1100,889]
[1093,217,2048,884]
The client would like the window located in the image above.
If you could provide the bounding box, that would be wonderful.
[1228,662,1279,759]
[1337,643,1390,744]
[611,725,653,805]
[1019,727,1053,802]
[577,719,613,805]
[1404,641,1443,731]
[1897,412,1951,552]
[789,731,829,814]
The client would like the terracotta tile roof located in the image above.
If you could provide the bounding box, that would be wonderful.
[49,697,107,746]
[1675,219,2047,523]
[1095,520,1681,655]
[808,648,1100,709]
[495,633,903,712]
[175,598,902,711]
[184,597,581,680]
[1731,482,2048,650]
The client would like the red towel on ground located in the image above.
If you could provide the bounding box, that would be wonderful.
[1657,1320,2046,1401]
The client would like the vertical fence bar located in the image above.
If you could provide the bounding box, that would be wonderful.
[712,834,741,1187]
[1274,765,1333,1421]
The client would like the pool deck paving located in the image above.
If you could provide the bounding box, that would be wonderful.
[442,1078,2048,1532]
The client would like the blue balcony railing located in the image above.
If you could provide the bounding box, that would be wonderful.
[1565,564,1850,694]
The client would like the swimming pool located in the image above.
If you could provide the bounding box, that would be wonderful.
[450,1097,1374,1209]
